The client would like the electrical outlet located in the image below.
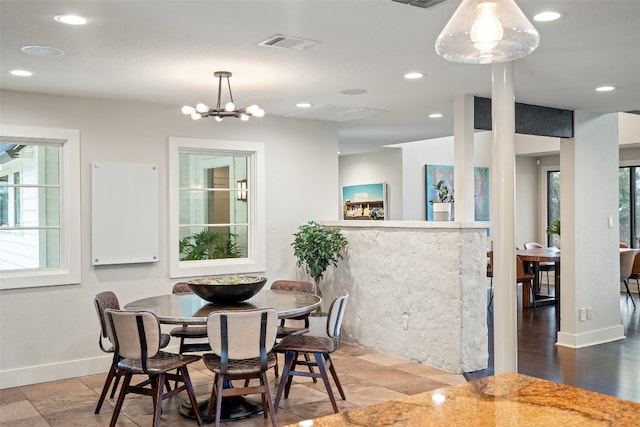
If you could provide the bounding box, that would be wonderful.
[608,217,613,228]
[579,308,587,321]
[586,307,592,320]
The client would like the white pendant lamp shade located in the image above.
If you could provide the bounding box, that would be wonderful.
[435,0,539,64]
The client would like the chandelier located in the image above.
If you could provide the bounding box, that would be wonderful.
[435,0,539,64]
[181,71,265,121]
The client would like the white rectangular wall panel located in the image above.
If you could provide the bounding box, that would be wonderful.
[91,162,159,265]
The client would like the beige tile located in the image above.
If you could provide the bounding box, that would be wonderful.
[0,415,51,427]
[357,352,410,366]
[428,374,468,386]
[346,366,423,386]
[20,378,91,400]
[30,389,99,415]
[393,361,451,377]
[342,386,407,407]
[0,400,40,423]
[382,377,450,395]
[0,387,27,406]
[44,403,135,427]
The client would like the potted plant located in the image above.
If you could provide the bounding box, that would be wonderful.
[546,219,561,249]
[429,180,454,221]
[292,221,348,303]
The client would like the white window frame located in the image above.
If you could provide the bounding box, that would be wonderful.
[169,137,265,278]
[0,125,81,289]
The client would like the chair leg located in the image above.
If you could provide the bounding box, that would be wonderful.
[261,371,278,427]
[207,373,219,423]
[623,279,636,309]
[151,374,165,427]
[95,364,118,414]
[181,366,203,426]
[326,354,346,400]
[109,373,132,427]
[215,374,225,427]
[274,350,296,412]
[313,352,339,413]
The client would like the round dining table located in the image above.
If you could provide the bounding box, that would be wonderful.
[123,288,321,421]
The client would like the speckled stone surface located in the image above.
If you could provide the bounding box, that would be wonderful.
[320,221,489,373]
[285,373,640,426]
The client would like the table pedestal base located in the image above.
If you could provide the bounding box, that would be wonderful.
[179,395,263,421]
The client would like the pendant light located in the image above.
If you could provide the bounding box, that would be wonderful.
[435,0,539,64]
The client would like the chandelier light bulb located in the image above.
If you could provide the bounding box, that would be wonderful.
[196,103,209,113]
[245,104,259,115]
[255,108,265,118]
[190,113,202,120]
[240,113,250,121]
[224,102,235,112]
[470,2,504,53]
[214,116,224,122]
[181,105,195,115]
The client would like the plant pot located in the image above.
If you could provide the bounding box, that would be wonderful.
[433,202,453,221]
[554,238,561,249]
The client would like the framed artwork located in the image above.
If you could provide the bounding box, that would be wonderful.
[425,165,490,221]
[342,183,387,220]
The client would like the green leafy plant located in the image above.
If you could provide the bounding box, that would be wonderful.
[179,230,242,261]
[292,221,348,300]
[545,219,561,236]
[429,180,454,204]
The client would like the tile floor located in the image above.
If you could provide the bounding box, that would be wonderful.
[0,343,466,427]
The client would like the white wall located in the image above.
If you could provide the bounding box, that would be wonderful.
[338,148,403,220]
[0,90,340,387]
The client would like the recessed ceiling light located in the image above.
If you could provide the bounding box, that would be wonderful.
[54,14,88,25]
[21,45,64,57]
[595,85,617,92]
[533,11,565,22]
[404,72,424,79]
[296,102,312,108]
[340,89,367,95]
[429,113,443,118]
[10,69,33,77]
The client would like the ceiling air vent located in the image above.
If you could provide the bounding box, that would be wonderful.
[258,34,319,50]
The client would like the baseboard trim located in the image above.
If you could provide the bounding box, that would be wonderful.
[0,344,181,389]
[556,324,625,349]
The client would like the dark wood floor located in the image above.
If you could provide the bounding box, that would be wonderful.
[465,287,640,403]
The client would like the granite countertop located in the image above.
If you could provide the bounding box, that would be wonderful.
[286,373,640,426]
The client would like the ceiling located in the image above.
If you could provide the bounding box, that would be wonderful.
[1,0,639,155]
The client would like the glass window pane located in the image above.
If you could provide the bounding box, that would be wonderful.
[547,171,560,247]
[18,188,60,227]
[635,168,640,248]
[619,167,631,246]
[178,226,247,260]
[0,229,60,270]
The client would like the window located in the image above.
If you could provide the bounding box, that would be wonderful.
[545,165,640,248]
[0,125,80,289]
[169,137,265,278]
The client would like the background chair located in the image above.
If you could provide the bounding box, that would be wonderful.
[629,251,640,299]
[105,309,202,427]
[523,242,555,293]
[274,293,349,414]
[93,291,171,414]
[169,282,211,354]
[203,309,279,427]
[517,256,537,309]
[487,251,494,308]
[620,249,639,308]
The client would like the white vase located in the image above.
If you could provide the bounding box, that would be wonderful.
[433,202,453,221]
[554,238,561,249]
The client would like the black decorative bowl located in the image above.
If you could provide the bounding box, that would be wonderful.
[187,275,267,304]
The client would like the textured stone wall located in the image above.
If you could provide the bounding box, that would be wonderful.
[320,221,488,374]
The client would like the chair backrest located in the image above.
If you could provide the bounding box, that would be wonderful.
[632,251,640,276]
[524,242,544,249]
[270,280,315,294]
[620,249,638,280]
[172,282,193,294]
[326,294,349,339]
[516,256,533,283]
[620,242,630,248]
[207,309,278,361]
[94,291,120,350]
[105,309,162,364]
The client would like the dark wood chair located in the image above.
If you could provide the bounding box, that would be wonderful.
[203,309,279,427]
[274,293,349,414]
[270,280,315,337]
[93,291,170,414]
[629,250,640,301]
[487,251,494,307]
[169,282,211,354]
[105,309,202,427]
[517,256,536,308]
